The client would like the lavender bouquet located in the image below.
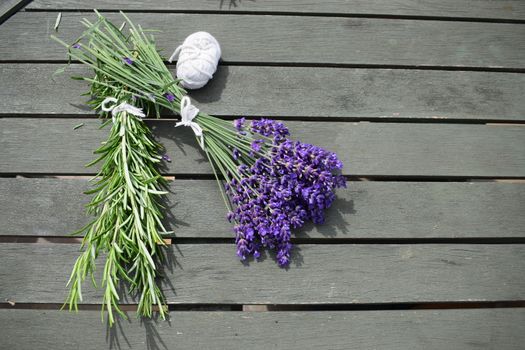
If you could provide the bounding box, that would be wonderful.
[223,118,346,265]
[54,11,345,322]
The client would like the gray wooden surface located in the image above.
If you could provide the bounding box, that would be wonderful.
[26,0,525,21]
[3,308,525,350]
[2,178,524,239]
[1,1,524,348]
[2,118,525,177]
[2,12,525,67]
[2,243,524,304]
[2,64,525,120]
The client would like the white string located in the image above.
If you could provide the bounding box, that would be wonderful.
[168,32,221,90]
[101,97,146,123]
[175,96,204,149]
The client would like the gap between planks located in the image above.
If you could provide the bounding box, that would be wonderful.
[2,115,525,125]
[20,8,525,24]
[1,301,525,311]
[9,174,525,183]
[0,0,32,25]
[2,60,525,73]
[2,237,525,244]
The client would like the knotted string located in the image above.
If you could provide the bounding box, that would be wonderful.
[175,96,204,149]
[101,97,145,123]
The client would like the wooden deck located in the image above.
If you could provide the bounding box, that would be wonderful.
[1,1,525,349]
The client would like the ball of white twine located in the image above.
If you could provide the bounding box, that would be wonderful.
[169,31,221,90]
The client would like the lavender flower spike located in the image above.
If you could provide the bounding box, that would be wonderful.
[122,57,134,65]
[233,117,245,131]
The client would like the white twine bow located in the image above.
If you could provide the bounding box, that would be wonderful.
[176,96,204,149]
[101,97,145,123]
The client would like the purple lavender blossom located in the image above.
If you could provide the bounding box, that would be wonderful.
[162,154,171,162]
[165,93,175,103]
[226,118,346,267]
[233,117,245,131]
[122,57,134,65]
[72,43,81,49]
[232,148,241,161]
[251,119,290,141]
[250,139,263,152]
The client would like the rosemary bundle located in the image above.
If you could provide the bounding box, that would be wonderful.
[53,12,172,325]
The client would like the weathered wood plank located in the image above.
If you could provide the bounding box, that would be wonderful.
[2,12,525,67]
[27,0,525,21]
[1,178,524,239]
[2,118,525,177]
[1,243,524,304]
[2,64,525,120]
[2,309,525,350]
[0,0,29,24]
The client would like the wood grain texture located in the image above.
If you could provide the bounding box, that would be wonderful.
[1,178,525,239]
[26,0,525,21]
[1,243,524,304]
[2,64,525,120]
[2,118,525,177]
[2,309,525,350]
[2,12,525,67]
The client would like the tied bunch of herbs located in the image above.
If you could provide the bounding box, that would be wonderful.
[55,11,346,324]
[53,11,173,325]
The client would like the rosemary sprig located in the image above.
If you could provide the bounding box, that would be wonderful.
[53,14,173,325]
[63,97,171,324]
[64,99,170,325]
